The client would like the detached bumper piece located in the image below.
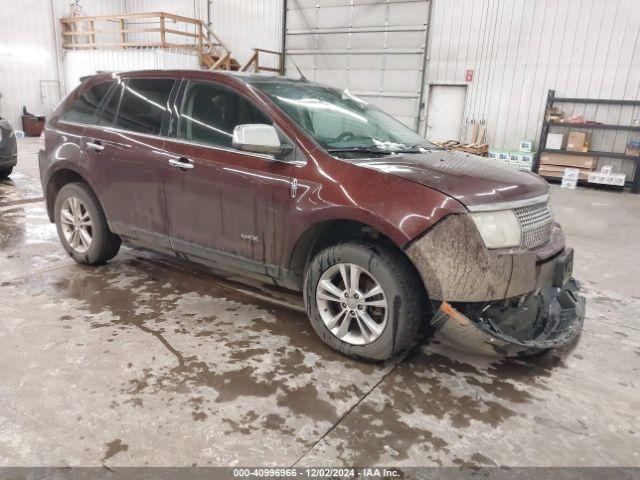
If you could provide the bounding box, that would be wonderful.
[431,277,585,357]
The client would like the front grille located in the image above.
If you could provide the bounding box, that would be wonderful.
[514,201,553,249]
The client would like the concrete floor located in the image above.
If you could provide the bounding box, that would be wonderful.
[1,138,639,467]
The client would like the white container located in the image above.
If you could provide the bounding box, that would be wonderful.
[563,167,580,180]
[588,172,626,186]
[520,153,534,165]
[519,140,534,152]
[546,133,564,150]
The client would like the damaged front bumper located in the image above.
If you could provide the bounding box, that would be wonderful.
[406,213,586,356]
[431,275,585,357]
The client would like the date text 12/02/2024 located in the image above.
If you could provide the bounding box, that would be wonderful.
[232,468,401,478]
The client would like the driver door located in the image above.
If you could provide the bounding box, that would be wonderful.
[162,80,295,267]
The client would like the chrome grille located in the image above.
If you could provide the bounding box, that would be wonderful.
[514,201,553,249]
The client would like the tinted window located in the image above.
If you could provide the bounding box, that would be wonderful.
[61,81,113,124]
[114,78,174,135]
[178,82,271,149]
[97,82,123,126]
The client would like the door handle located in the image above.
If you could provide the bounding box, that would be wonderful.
[86,140,104,152]
[168,157,194,170]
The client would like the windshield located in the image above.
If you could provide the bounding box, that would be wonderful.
[249,80,436,157]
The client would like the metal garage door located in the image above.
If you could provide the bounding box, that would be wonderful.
[284,0,430,130]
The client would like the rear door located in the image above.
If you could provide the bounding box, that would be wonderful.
[162,79,295,268]
[82,77,176,246]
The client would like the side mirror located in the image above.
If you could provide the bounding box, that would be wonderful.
[232,124,293,158]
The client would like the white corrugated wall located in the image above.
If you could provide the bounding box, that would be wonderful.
[0,1,60,129]
[0,0,128,129]
[210,0,284,67]
[424,0,640,164]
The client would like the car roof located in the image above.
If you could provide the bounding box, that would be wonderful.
[82,69,307,86]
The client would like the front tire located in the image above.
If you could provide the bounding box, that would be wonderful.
[0,167,13,179]
[304,241,428,361]
[54,182,121,265]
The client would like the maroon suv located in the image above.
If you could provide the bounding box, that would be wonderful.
[39,70,585,360]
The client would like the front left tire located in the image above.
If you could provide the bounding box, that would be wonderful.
[304,240,429,361]
[54,182,121,265]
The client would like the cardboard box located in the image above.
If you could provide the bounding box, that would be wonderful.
[497,151,510,162]
[561,178,578,190]
[509,152,522,163]
[626,141,640,157]
[540,153,596,169]
[539,165,592,180]
[562,167,580,180]
[519,140,534,153]
[520,153,535,165]
[508,161,533,172]
[588,172,626,186]
[545,133,565,150]
[566,131,590,152]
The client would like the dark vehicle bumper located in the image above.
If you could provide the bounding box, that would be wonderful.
[406,213,585,356]
[431,274,585,356]
[0,118,18,169]
[0,153,18,169]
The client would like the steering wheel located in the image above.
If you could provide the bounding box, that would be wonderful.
[334,131,355,143]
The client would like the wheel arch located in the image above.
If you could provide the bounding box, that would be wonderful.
[45,167,100,222]
[287,218,429,300]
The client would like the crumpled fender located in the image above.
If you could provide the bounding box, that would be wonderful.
[405,213,565,302]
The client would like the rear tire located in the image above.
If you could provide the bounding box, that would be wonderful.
[54,182,121,265]
[0,167,13,179]
[304,240,429,361]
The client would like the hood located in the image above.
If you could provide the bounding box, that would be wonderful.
[354,150,549,208]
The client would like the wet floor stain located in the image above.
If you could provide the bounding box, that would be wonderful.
[306,347,577,466]
[102,438,129,462]
[5,255,391,456]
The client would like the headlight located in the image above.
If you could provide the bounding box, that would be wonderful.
[469,210,521,249]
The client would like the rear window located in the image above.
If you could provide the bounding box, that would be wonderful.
[60,81,113,124]
[114,78,174,136]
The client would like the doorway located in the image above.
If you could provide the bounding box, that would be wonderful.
[425,84,467,142]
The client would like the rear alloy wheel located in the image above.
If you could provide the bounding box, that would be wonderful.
[59,196,93,253]
[305,241,428,361]
[316,263,388,345]
[54,182,121,265]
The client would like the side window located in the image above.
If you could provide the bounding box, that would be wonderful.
[97,82,123,126]
[114,78,174,135]
[60,81,113,124]
[178,82,271,149]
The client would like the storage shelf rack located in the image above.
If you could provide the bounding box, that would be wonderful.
[534,89,640,193]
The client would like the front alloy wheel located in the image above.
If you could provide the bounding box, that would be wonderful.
[59,196,93,253]
[305,241,428,360]
[316,263,388,345]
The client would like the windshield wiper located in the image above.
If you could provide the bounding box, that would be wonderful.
[326,146,393,155]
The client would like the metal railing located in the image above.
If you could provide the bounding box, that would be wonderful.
[240,48,284,75]
[60,12,236,70]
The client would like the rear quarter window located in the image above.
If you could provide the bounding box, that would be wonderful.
[60,81,113,125]
[114,78,174,136]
